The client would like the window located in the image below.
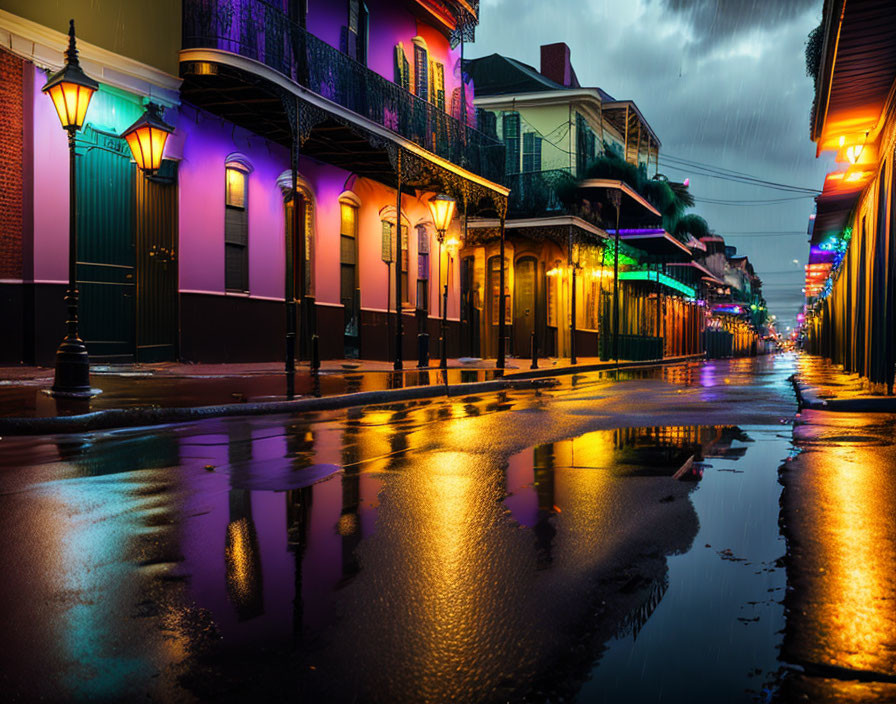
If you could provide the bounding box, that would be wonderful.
[522,132,542,173]
[382,219,409,305]
[416,225,429,312]
[225,165,249,291]
[400,223,409,305]
[395,43,410,91]
[413,40,428,98]
[430,60,445,111]
[340,201,359,336]
[576,113,596,176]
[503,112,520,175]
[342,0,368,65]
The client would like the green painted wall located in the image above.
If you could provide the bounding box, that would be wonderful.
[5,1,182,75]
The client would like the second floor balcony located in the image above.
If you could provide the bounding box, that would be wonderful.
[182,0,504,184]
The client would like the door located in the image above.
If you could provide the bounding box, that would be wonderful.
[513,257,536,356]
[487,255,508,358]
[76,125,135,360]
[135,160,179,362]
[340,201,360,358]
[460,255,480,357]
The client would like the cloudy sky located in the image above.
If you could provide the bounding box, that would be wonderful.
[468,0,836,331]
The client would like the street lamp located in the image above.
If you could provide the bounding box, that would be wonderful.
[428,194,457,369]
[122,102,173,175]
[42,19,99,396]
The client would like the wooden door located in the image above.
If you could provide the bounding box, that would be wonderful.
[76,125,135,360]
[135,161,178,362]
[513,257,536,356]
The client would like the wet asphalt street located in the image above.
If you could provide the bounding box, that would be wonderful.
[1,354,893,703]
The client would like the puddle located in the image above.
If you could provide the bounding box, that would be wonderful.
[0,404,792,702]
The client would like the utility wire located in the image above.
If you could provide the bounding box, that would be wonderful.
[660,153,822,193]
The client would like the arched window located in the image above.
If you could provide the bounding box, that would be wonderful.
[224,154,253,292]
[277,170,315,297]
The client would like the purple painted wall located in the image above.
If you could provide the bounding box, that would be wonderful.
[305,0,466,123]
[31,66,69,284]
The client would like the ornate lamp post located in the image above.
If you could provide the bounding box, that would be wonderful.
[428,194,457,369]
[122,102,173,175]
[42,20,98,396]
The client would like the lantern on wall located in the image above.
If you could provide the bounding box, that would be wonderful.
[42,20,99,132]
[122,102,174,175]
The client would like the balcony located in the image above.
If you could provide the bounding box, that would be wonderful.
[505,169,577,219]
[182,0,504,184]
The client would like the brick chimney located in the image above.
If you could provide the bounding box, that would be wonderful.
[540,42,578,87]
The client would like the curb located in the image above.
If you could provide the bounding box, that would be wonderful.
[0,355,703,436]
[791,374,896,412]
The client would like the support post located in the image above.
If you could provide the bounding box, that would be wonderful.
[286,137,299,379]
[655,262,662,358]
[52,128,90,395]
[569,227,577,365]
[610,191,621,365]
[394,150,403,370]
[497,214,506,371]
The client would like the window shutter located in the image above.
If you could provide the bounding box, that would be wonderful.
[381,221,393,263]
[417,225,429,254]
[225,243,247,291]
[503,112,520,175]
[225,208,248,245]
[401,225,409,272]
[414,44,428,97]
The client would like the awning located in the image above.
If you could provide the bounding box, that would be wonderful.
[618,270,696,298]
[811,174,862,245]
[606,228,692,257]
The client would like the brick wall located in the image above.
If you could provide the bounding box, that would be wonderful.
[0,49,24,280]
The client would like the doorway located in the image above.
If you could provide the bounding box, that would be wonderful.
[513,256,537,357]
[76,125,135,360]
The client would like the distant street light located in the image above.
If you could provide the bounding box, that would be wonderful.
[42,19,99,396]
[428,194,457,370]
[122,102,173,175]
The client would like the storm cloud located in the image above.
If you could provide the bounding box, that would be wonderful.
[470,0,834,330]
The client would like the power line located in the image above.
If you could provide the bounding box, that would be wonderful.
[660,153,822,193]
[659,161,822,195]
[694,194,816,206]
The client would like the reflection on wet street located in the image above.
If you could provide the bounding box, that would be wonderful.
[776,411,896,703]
[1,355,892,702]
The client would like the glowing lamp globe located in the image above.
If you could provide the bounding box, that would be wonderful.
[122,103,174,175]
[42,20,99,131]
[428,194,456,236]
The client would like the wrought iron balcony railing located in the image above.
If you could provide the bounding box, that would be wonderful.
[505,169,577,219]
[182,0,504,183]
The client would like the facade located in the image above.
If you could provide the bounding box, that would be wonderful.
[697,235,769,358]
[801,0,896,391]
[0,0,507,366]
[465,43,704,363]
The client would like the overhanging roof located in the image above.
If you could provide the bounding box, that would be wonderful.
[577,179,662,228]
[607,229,692,257]
[180,48,509,200]
[667,261,725,286]
[812,0,896,148]
[811,173,863,244]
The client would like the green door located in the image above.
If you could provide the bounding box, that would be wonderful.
[76,125,135,360]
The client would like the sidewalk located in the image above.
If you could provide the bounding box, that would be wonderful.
[0,354,705,434]
[792,354,896,412]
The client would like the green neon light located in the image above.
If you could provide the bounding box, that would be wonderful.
[618,270,696,297]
